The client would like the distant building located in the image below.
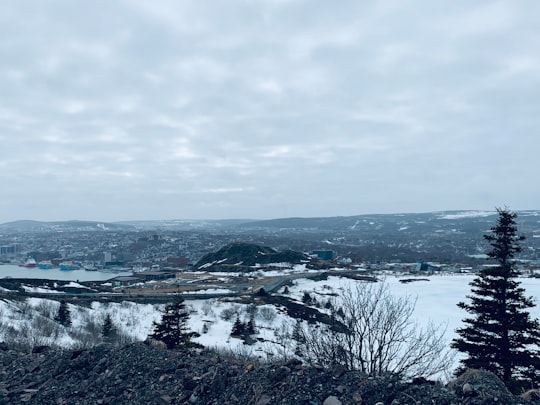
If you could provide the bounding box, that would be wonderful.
[312,250,335,260]
[0,244,21,255]
[103,252,112,264]
[109,271,176,287]
[415,261,430,272]
[110,276,141,287]
[166,256,189,267]
[105,261,124,267]
[135,271,176,282]
[0,246,15,255]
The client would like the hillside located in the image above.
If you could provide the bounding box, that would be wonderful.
[194,242,308,270]
[0,342,533,404]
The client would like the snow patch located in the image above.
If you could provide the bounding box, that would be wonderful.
[439,211,494,220]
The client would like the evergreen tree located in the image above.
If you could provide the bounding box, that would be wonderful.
[302,292,312,304]
[149,296,202,349]
[246,313,256,335]
[231,315,245,336]
[54,300,72,327]
[452,208,540,387]
[102,313,116,341]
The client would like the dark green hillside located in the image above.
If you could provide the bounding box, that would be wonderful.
[195,242,307,270]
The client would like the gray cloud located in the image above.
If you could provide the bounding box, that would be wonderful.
[1,0,539,221]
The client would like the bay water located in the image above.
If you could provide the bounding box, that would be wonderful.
[0,264,132,282]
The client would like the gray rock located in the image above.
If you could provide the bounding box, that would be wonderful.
[256,394,272,405]
[0,344,529,405]
[323,395,342,405]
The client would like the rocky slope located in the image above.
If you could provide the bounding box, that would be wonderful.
[0,342,537,404]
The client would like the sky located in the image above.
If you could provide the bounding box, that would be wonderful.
[1,1,539,222]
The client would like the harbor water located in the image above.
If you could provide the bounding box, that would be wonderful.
[0,264,132,282]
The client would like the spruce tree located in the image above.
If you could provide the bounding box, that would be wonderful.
[451,208,540,387]
[102,313,116,341]
[55,300,72,327]
[231,315,245,336]
[149,296,202,350]
[302,292,312,305]
[246,313,256,335]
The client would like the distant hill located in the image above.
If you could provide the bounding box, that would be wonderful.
[237,210,540,233]
[238,211,500,231]
[114,219,256,230]
[0,220,135,232]
[194,242,308,270]
[5,210,539,234]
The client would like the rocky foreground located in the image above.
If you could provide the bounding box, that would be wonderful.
[0,342,538,405]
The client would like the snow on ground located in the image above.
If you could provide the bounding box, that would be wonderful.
[439,211,494,219]
[64,281,92,289]
[187,298,292,358]
[21,286,64,294]
[284,273,540,342]
[386,274,540,338]
[2,273,540,369]
[183,288,233,295]
[0,297,163,347]
[90,301,162,340]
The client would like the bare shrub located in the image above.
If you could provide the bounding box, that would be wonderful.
[258,306,276,323]
[296,282,454,379]
[4,322,52,349]
[146,337,167,349]
[116,330,137,346]
[220,306,238,321]
[18,301,34,319]
[3,325,22,346]
[83,318,102,337]
[34,300,56,319]
[70,327,102,349]
[32,316,60,341]
[201,300,215,316]
[243,304,258,318]
[208,345,262,366]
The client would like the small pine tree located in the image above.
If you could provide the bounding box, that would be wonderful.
[231,315,245,336]
[55,300,72,327]
[302,292,312,304]
[102,313,116,341]
[246,313,256,335]
[149,296,202,350]
[452,208,540,388]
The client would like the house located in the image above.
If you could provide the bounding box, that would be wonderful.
[136,271,176,282]
[110,276,141,287]
[312,250,335,260]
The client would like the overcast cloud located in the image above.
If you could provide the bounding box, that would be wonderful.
[1,0,539,222]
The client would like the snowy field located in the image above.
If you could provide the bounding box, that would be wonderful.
[187,273,540,361]
[1,273,539,376]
